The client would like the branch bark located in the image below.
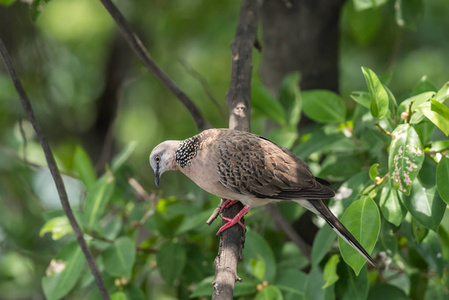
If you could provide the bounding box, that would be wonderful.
[212,0,261,299]
[0,39,111,300]
[99,0,211,131]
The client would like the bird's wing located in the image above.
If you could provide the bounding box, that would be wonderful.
[215,132,335,200]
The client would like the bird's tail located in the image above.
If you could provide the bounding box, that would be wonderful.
[307,199,377,267]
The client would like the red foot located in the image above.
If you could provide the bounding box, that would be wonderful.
[216,205,251,235]
[220,199,239,213]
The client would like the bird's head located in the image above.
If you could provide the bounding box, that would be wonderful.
[149,140,180,187]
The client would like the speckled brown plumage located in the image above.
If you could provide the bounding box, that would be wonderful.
[149,128,376,267]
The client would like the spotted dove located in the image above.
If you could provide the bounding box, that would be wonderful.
[149,128,376,266]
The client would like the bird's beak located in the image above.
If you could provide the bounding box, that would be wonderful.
[155,164,160,187]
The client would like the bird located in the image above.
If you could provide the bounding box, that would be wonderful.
[149,128,376,266]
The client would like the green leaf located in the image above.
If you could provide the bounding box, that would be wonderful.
[350,91,371,109]
[256,286,283,300]
[279,72,302,127]
[379,181,407,226]
[430,140,449,152]
[306,266,335,300]
[301,90,346,123]
[397,91,434,123]
[252,82,286,125]
[40,216,73,240]
[416,99,449,135]
[156,241,186,285]
[322,254,340,289]
[275,269,308,300]
[436,156,449,205]
[435,82,449,102]
[111,141,137,172]
[388,124,425,195]
[250,258,266,281]
[103,237,136,279]
[393,0,424,30]
[84,174,115,231]
[42,242,86,300]
[111,292,127,300]
[338,196,380,275]
[243,230,276,282]
[367,283,409,300]
[361,67,389,119]
[400,178,446,231]
[311,225,336,267]
[369,163,379,181]
[73,146,97,191]
[335,264,368,300]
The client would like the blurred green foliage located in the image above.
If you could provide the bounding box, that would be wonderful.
[1,0,449,299]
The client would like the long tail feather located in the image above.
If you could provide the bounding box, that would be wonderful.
[305,199,377,267]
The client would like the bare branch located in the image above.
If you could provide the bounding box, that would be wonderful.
[213,0,261,299]
[0,39,111,300]
[99,0,211,131]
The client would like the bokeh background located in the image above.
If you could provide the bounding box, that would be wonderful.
[1,0,449,299]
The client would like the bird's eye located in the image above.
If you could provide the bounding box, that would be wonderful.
[155,155,161,163]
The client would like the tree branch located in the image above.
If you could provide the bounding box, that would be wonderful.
[98,0,211,131]
[0,39,111,300]
[213,0,261,299]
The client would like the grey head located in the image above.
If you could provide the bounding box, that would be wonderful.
[149,140,180,187]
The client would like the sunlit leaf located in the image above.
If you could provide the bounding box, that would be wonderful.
[338,196,380,275]
[103,237,136,279]
[255,286,283,300]
[111,292,127,300]
[388,124,424,195]
[42,242,86,300]
[322,254,340,289]
[415,99,449,135]
[369,163,379,181]
[434,82,449,102]
[436,156,449,204]
[156,241,186,285]
[362,67,389,119]
[400,179,445,231]
[352,0,387,11]
[350,91,371,109]
[301,90,346,123]
[40,216,73,240]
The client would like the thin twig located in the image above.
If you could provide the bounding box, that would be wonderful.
[206,199,224,225]
[99,0,211,131]
[266,204,311,260]
[0,39,111,300]
[375,122,392,136]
